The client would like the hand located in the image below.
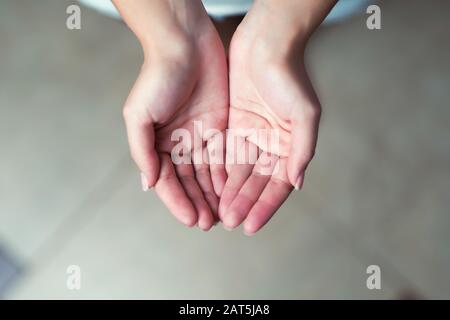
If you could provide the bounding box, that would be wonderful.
[219,1,328,235]
[115,0,229,230]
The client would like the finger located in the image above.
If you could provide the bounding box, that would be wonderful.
[287,107,321,190]
[218,163,253,222]
[244,158,293,235]
[192,147,219,220]
[225,132,259,174]
[219,140,257,221]
[207,132,227,197]
[176,161,215,231]
[123,111,160,189]
[154,154,197,227]
[222,152,278,230]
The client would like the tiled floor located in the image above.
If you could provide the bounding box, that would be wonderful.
[1,0,449,299]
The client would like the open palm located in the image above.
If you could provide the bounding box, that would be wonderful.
[219,28,321,235]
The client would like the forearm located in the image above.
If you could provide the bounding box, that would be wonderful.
[241,0,337,58]
[111,0,209,58]
[260,0,337,37]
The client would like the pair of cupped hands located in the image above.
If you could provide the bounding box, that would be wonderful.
[116,0,324,235]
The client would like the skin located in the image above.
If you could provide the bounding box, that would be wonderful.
[112,0,337,234]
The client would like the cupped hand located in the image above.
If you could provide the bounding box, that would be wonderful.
[123,18,228,231]
[219,17,322,235]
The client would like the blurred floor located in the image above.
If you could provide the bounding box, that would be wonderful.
[0,0,449,299]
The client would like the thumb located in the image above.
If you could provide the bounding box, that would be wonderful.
[287,108,321,190]
[123,109,160,190]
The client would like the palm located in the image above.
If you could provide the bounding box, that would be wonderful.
[153,35,228,155]
[229,47,293,159]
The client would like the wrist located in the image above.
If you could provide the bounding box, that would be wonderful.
[236,1,308,64]
[141,29,197,65]
[146,3,210,58]
[253,0,336,35]
[237,0,337,62]
[113,0,209,62]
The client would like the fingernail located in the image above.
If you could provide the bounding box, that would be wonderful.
[294,173,304,190]
[140,172,149,192]
[223,225,233,231]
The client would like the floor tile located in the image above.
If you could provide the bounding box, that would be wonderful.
[7,171,399,299]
